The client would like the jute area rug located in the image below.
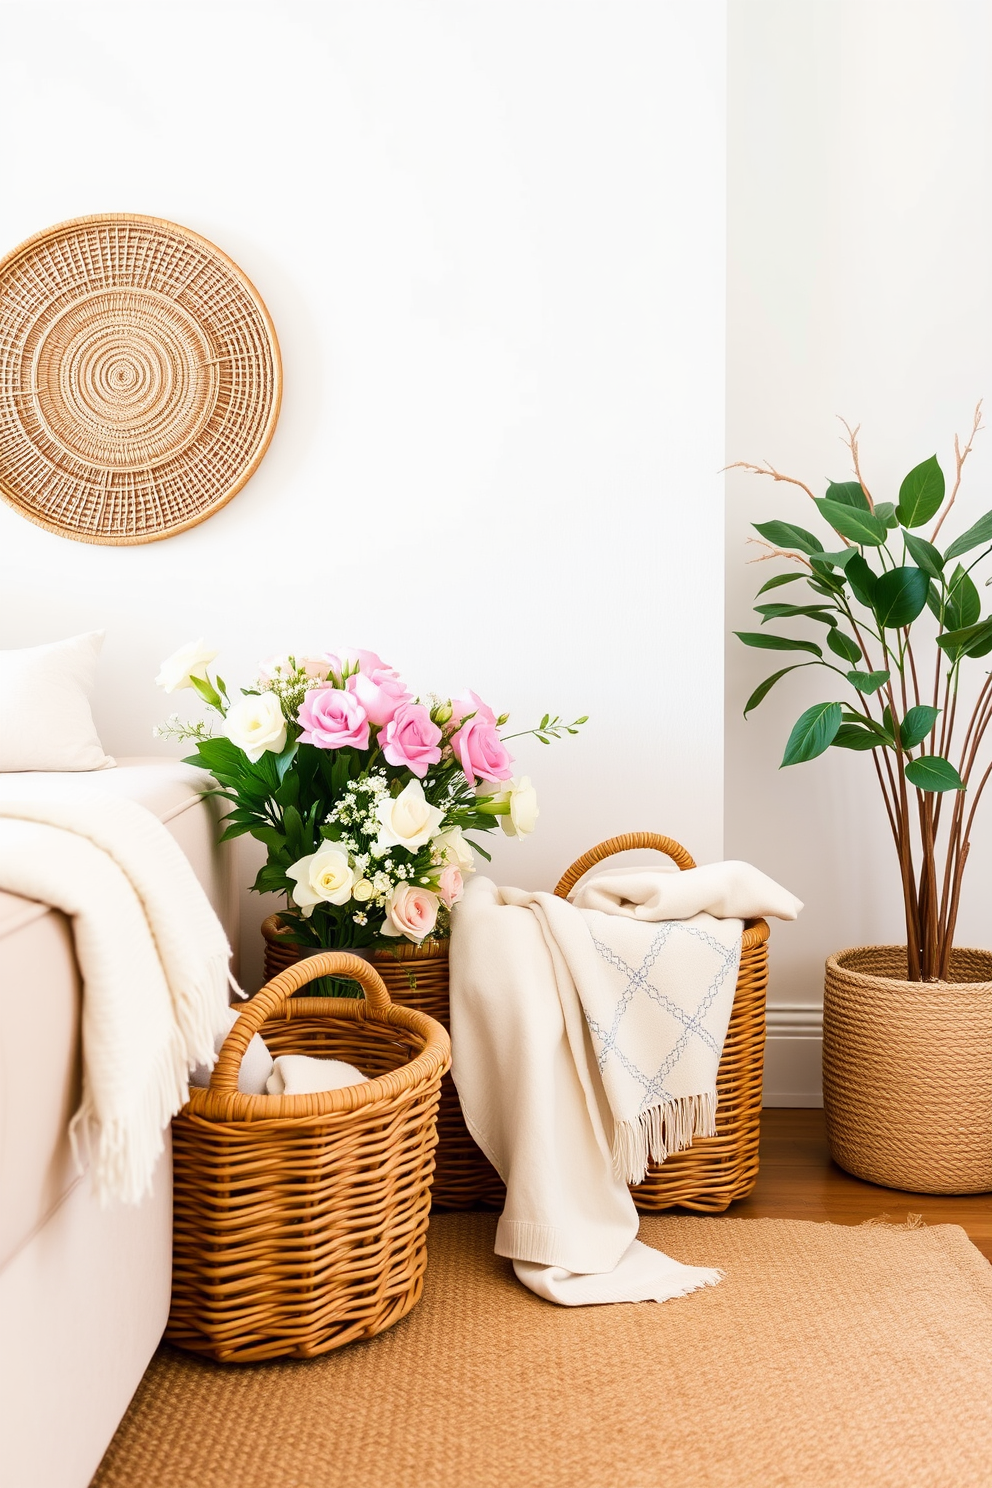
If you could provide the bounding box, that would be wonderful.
[92,1214,992,1488]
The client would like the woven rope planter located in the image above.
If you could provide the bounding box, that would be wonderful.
[168,953,450,1363]
[0,214,280,544]
[262,830,769,1215]
[823,945,992,1195]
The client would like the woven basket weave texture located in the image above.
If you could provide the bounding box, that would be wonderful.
[167,953,450,1363]
[823,945,992,1195]
[0,214,280,544]
[262,926,505,1210]
[263,831,768,1215]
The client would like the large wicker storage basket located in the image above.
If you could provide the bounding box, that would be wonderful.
[554,834,769,1213]
[261,832,769,1216]
[167,953,450,1363]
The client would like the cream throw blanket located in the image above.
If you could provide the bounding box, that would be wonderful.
[450,863,802,1305]
[0,780,232,1204]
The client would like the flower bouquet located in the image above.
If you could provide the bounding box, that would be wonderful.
[156,644,585,984]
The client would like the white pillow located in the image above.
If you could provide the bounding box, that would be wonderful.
[0,632,115,772]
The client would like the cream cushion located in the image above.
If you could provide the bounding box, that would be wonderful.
[0,631,114,772]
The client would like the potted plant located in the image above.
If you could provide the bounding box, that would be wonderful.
[155,644,585,992]
[733,409,992,1194]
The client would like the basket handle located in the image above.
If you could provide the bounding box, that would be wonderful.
[208,952,392,1094]
[553,832,697,899]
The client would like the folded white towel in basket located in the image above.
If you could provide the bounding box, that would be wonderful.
[265,1054,368,1096]
[189,1005,274,1096]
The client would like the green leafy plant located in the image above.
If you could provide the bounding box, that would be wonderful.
[732,406,990,981]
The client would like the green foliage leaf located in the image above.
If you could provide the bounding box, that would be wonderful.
[842,710,895,744]
[873,502,899,528]
[753,520,824,555]
[743,664,812,717]
[896,455,945,528]
[900,705,940,750]
[904,756,964,793]
[735,632,823,658]
[902,530,945,580]
[872,565,929,628]
[827,629,862,664]
[825,480,870,511]
[813,498,888,546]
[756,572,805,596]
[944,508,992,561]
[781,702,843,766]
[845,552,877,606]
[831,723,884,751]
[936,618,992,659]
[945,563,981,630]
[846,669,890,695]
[754,603,837,626]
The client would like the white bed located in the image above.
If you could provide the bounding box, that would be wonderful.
[0,759,236,1488]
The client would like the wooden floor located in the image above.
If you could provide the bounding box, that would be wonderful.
[725,1109,992,1261]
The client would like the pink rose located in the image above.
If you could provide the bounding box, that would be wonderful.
[324,648,394,680]
[381,702,443,777]
[437,864,464,909]
[297,687,370,750]
[381,884,439,943]
[258,653,330,683]
[449,689,497,727]
[348,668,412,727]
[450,714,513,784]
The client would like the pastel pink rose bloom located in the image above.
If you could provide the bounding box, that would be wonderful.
[449,689,497,727]
[348,668,412,727]
[450,714,513,784]
[437,864,464,909]
[258,653,330,683]
[324,648,394,679]
[297,687,370,750]
[382,884,440,943]
[381,702,443,777]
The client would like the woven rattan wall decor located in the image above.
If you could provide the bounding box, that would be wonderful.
[0,214,281,545]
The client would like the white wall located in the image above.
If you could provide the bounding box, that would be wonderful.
[728,0,992,1102]
[0,2,727,988]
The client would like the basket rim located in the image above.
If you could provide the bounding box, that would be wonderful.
[185,994,451,1125]
[826,943,992,991]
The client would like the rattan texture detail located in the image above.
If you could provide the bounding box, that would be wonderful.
[554,834,768,1214]
[0,214,281,544]
[823,945,992,1196]
[167,953,450,1363]
[262,923,506,1210]
[263,830,769,1216]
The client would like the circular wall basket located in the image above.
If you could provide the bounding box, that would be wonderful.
[0,214,281,544]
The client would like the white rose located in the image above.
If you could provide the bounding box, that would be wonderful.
[224,692,288,763]
[287,844,355,916]
[432,826,475,873]
[499,776,539,839]
[155,638,218,693]
[352,878,374,902]
[374,779,445,853]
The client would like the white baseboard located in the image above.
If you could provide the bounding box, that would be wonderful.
[763,1003,823,1108]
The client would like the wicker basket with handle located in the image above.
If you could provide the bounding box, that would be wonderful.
[261,923,506,1210]
[554,833,769,1213]
[262,830,768,1214]
[167,952,450,1363]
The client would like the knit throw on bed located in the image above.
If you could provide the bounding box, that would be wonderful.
[0,779,232,1205]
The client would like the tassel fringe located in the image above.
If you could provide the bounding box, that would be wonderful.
[612,1090,718,1185]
